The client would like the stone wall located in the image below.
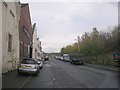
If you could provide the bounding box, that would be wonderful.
[2,1,20,73]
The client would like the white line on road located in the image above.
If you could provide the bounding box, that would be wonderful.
[53,78,55,81]
[19,76,31,89]
[44,64,51,67]
[50,61,57,67]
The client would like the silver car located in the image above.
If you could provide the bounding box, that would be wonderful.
[18,58,40,76]
[37,59,43,69]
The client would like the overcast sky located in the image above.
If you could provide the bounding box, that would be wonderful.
[20,0,118,53]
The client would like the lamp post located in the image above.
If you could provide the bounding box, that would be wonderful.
[77,36,80,54]
[75,36,80,54]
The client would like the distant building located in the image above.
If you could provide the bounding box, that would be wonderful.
[2,1,21,73]
[19,3,33,61]
[32,23,42,59]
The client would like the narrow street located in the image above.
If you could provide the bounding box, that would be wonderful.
[3,59,119,88]
[1,1,120,90]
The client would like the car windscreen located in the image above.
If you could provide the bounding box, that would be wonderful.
[22,59,36,64]
[37,59,41,61]
[70,57,80,60]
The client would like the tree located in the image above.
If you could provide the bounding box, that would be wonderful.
[60,25,119,64]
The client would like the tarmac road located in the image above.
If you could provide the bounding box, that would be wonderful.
[2,58,119,88]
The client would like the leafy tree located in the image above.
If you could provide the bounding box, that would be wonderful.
[60,25,120,65]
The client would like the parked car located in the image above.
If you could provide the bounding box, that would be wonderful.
[55,56,59,59]
[60,56,64,61]
[45,56,49,60]
[36,59,43,69]
[56,56,63,61]
[17,58,40,76]
[70,58,84,65]
[69,54,84,65]
[63,54,70,62]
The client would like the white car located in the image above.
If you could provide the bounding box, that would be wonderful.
[55,56,63,60]
[45,56,49,60]
[37,59,43,69]
[60,56,64,61]
[18,58,40,76]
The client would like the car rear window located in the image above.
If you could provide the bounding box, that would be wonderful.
[22,59,36,64]
[71,57,80,60]
[37,59,41,61]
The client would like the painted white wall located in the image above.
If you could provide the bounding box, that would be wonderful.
[32,24,38,58]
[36,39,42,59]
[2,1,20,73]
[32,24,42,60]
[0,1,2,75]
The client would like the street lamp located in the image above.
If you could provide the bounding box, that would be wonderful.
[75,36,80,54]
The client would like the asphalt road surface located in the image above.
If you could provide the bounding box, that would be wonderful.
[3,58,119,88]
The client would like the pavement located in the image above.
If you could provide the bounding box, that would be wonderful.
[2,59,119,89]
[2,70,32,88]
[85,63,120,72]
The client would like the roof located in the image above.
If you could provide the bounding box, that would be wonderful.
[21,3,28,8]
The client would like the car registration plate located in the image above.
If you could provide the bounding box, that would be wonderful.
[25,66,31,67]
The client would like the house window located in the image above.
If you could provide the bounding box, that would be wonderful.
[23,26,30,38]
[28,45,30,57]
[8,34,12,52]
[3,2,8,8]
[23,42,24,56]
[10,10,15,18]
[20,42,22,56]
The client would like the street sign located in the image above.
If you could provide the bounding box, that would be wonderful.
[113,53,120,60]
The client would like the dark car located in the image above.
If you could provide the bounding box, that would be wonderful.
[69,54,84,65]
[70,58,84,65]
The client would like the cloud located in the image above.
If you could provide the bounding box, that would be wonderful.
[20,0,119,3]
[20,1,118,53]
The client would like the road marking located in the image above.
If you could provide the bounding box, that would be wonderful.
[49,62,56,82]
[19,76,31,89]
[44,64,51,67]
[50,62,57,67]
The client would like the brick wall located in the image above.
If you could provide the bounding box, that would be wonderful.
[19,4,33,61]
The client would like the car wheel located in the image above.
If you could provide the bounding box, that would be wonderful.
[70,62,72,64]
[40,66,42,69]
[38,70,40,73]
[35,71,39,76]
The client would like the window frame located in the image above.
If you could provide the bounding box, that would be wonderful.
[3,2,8,8]
[23,26,30,39]
[8,33,12,52]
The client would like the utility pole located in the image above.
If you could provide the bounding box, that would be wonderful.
[77,36,80,54]
[75,36,80,54]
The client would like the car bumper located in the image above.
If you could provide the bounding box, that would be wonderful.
[64,59,69,61]
[71,61,83,64]
[18,68,37,74]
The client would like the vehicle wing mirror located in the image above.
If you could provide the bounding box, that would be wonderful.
[38,61,41,64]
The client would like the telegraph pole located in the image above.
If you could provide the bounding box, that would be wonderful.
[77,36,80,54]
[75,36,80,54]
